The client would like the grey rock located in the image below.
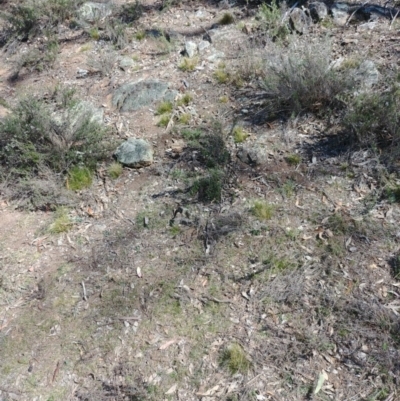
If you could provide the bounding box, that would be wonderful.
[112,80,176,112]
[237,133,272,165]
[353,60,380,88]
[77,68,88,78]
[77,2,112,23]
[198,40,211,53]
[358,21,378,31]
[207,51,225,62]
[309,2,329,22]
[185,41,197,58]
[71,101,104,126]
[331,4,350,26]
[207,27,247,50]
[114,138,154,168]
[290,8,311,34]
[119,57,135,71]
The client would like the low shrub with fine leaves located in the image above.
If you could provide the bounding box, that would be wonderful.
[261,39,354,118]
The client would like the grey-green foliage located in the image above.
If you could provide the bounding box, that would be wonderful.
[344,85,400,151]
[192,169,224,202]
[0,90,109,181]
[258,0,290,40]
[0,0,84,43]
[262,39,354,117]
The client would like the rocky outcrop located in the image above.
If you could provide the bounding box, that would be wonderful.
[114,138,154,168]
[112,80,176,112]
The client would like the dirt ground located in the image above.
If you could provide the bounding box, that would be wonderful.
[0,0,400,400]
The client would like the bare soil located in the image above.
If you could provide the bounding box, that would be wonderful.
[0,1,399,401]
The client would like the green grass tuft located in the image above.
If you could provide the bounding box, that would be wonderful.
[157,114,172,127]
[108,162,123,179]
[67,166,93,191]
[285,154,302,165]
[179,57,198,72]
[219,12,234,25]
[220,343,251,374]
[233,126,248,143]
[156,101,173,115]
[251,200,274,220]
[48,207,73,234]
[176,93,192,106]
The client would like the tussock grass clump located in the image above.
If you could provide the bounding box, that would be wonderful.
[157,114,171,127]
[233,126,248,143]
[220,343,251,374]
[251,200,274,220]
[176,93,192,106]
[179,113,191,124]
[108,162,123,179]
[198,126,230,168]
[48,207,73,234]
[156,101,173,115]
[214,69,230,84]
[262,39,353,118]
[179,57,198,72]
[67,166,92,191]
[285,154,301,165]
[219,12,234,25]
[134,30,145,41]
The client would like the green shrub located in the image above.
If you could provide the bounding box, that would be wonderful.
[135,31,145,41]
[15,36,59,74]
[89,27,100,40]
[198,128,230,168]
[1,0,83,44]
[192,169,224,203]
[67,166,93,190]
[181,128,202,141]
[104,20,128,49]
[0,95,109,197]
[220,343,251,374]
[117,1,143,24]
[343,85,400,163]
[258,0,290,40]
